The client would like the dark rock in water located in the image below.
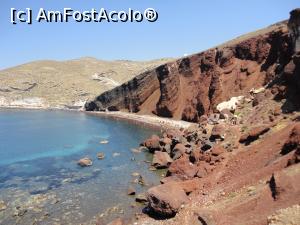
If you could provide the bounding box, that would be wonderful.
[152,151,173,169]
[77,157,93,167]
[135,193,148,203]
[97,152,105,160]
[138,175,147,186]
[127,187,136,195]
[147,182,188,216]
[142,135,161,152]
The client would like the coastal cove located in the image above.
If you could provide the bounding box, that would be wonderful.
[0,109,164,224]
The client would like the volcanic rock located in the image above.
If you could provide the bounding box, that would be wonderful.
[77,157,93,167]
[147,182,188,216]
[288,8,300,52]
[283,123,300,153]
[152,151,173,169]
[97,152,105,159]
[167,155,198,180]
[239,125,270,145]
[142,135,161,152]
[127,187,136,195]
[171,143,187,160]
[86,21,291,123]
[210,124,226,141]
[135,193,148,203]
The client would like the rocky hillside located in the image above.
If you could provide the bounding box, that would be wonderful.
[86,15,300,122]
[0,57,171,109]
[91,9,300,225]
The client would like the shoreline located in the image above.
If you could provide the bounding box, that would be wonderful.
[0,106,194,130]
[86,111,194,130]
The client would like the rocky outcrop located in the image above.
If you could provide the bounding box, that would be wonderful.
[85,70,160,112]
[152,151,173,169]
[147,182,188,217]
[288,9,300,52]
[239,125,271,145]
[77,157,93,167]
[86,20,295,122]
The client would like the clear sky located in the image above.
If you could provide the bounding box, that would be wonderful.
[0,0,299,69]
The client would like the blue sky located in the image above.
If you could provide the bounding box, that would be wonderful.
[0,0,299,69]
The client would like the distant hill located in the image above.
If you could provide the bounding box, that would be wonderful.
[0,57,172,109]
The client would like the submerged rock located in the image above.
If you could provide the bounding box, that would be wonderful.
[0,200,6,211]
[77,157,93,167]
[113,152,121,157]
[131,172,140,177]
[239,125,270,145]
[135,193,148,203]
[97,152,105,159]
[127,187,136,195]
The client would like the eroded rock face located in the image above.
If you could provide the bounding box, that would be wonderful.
[85,21,293,122]
[147,182,188,217]
[239,125,271,145]
[282,123,300,166]
[288,9,300,53]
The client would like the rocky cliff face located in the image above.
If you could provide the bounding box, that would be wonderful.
[288,8,300,52]
[86,10,300,123]
[281,9,300,111]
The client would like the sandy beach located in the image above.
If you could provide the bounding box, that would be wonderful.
[86,111,194,130]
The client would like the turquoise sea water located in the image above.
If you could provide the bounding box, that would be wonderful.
[0,109,160,224]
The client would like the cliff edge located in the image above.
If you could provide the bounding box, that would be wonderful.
[85,12,300,122]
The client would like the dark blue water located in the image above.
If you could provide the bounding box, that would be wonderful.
[0,109,160,224]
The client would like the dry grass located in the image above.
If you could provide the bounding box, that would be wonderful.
[0,57,172,108]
